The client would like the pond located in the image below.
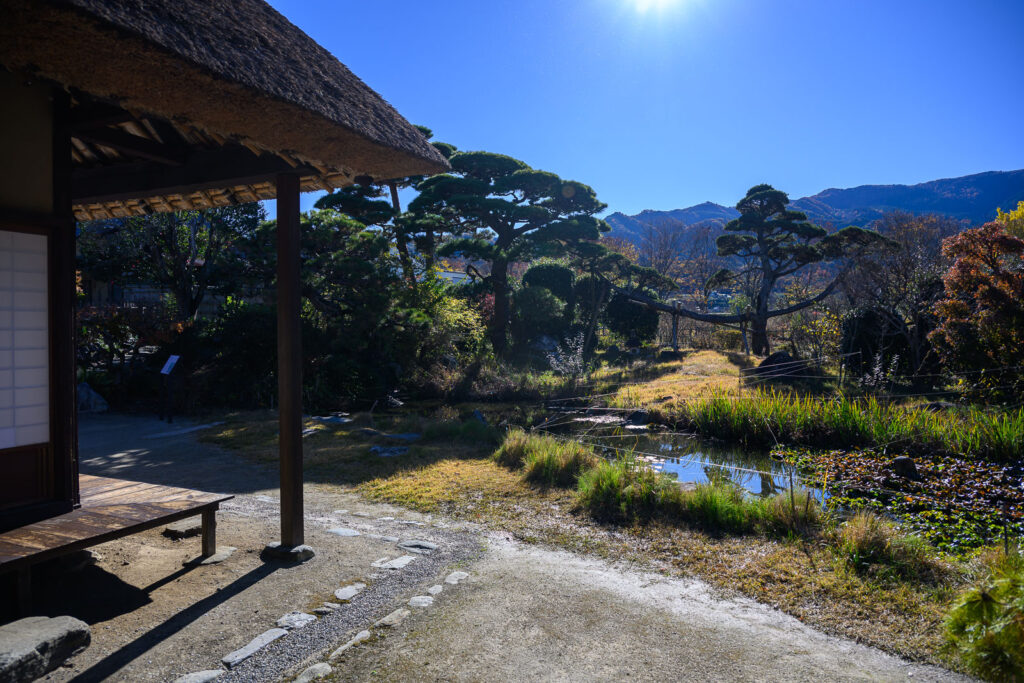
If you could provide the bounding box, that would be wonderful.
[550,415,810,497]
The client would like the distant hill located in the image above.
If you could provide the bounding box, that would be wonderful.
[605,169,1024,246]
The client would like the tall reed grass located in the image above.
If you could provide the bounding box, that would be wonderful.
[658,391,1024,461]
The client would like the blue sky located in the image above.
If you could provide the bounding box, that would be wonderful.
[268,0,1024,217]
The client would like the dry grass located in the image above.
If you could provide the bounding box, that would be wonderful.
[603,350,753,408]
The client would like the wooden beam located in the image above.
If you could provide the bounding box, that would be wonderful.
[72,146,317,204]
[72,126,186,165]
[276,173,304,548]
[66,102,136,131]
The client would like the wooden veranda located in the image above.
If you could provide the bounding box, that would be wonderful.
[0,474,232,614]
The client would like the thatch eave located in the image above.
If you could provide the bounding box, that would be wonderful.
[0,0,449,185]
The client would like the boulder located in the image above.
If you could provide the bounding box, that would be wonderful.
[626,410,649,426]
[750,352,807,378]
[892,456,921,481]
[0,616,90,682]
[76,382,108,413]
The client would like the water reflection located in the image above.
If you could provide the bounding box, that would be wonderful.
[559,422,805,497]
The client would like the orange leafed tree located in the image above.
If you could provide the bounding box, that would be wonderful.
[929,221,1024,401]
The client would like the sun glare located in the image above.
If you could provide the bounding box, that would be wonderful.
[633,0,679,12]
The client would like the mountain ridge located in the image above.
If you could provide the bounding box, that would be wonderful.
[605,169,1024,245]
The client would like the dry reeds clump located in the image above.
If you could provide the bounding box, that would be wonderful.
[838,511,941,580]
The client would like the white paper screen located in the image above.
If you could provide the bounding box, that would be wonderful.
[0,230,49,448]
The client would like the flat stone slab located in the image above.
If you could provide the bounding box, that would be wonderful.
[397,539,438,554]
[377,516,395,521]
[261,543,315,562]
[397,520,426,526]
[0,616,90,683]
[143,422,225,439]
[329,629,372,660]
[184,546,236,566]
[222,628,287,668]
[408,595,434,608]
[327,527,360,537]
[380,535,399,543]
[295,662,332,682]
[276,612,317,630]
[369,445,408,457]
[427,585,444,595]
[172,671,223,683]
[374,609,410,628]
[334,582,367,602]
[445,571,470,585]
[371,555,416,570]
[163,519,202,539]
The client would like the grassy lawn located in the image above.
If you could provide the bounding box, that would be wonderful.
[201,405,988,671]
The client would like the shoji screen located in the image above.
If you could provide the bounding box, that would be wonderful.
[0,229,49,449]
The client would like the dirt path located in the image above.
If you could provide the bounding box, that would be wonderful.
[43,414,969,682]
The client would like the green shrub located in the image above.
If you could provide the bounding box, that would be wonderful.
[945,556,1024,681]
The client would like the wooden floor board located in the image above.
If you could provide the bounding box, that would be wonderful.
[0,475,233,574]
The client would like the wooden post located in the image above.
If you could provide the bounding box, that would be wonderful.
[671,302,680,353]
[276,173,303,548]
[201,508,217,557]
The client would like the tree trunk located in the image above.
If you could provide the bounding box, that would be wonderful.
[751,316,770,356]
[490,258,510,356]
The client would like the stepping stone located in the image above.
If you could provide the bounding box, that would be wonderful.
[295,662,332,682]
[313,607,334,616]
[172,671,222,683]
[370,446,405,456]
[397,539,437,555]
[329,629,372,660]
[0,616,91,682]
[377,516,395,522]
[380,536,399,543]
[427,585,443,595]
[397,520,426,527]
[374,609,410,628]
[408,595,433,608]
[261,543,315,562]
[163,520,201,539]
[353,512,371,518]
[334,582,366,602]
[327,528,360,537]
[276,612,317,630]
[445,571,469,585]
[371,555,416,570]
[322,602,341,610]
[184,546,236,566]
[333,509,349,515]
[222,628,287,668]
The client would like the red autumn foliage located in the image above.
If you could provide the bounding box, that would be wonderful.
[928,221,1024,401]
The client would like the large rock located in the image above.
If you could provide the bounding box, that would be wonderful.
[750,352,807,378]
[76,382,108,413]
[892,456,922,481]
[0,615,90,682]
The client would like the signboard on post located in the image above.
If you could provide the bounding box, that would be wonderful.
[159,355,180,423]
[161,355,180,375]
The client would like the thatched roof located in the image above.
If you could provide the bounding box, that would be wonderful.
[1,0,449,218]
